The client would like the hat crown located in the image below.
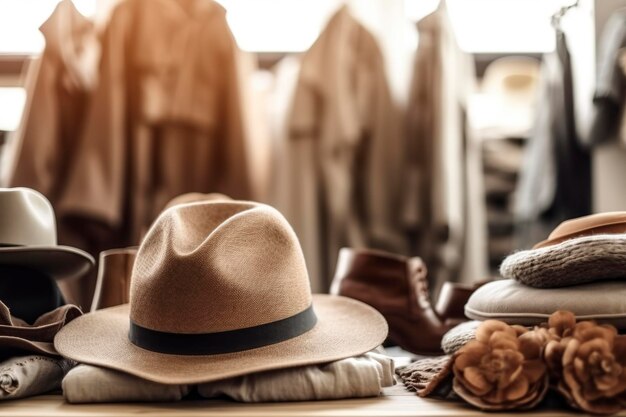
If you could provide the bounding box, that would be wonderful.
[130,201,312,334]
[548,211,626,240]
[0,188,57,247]
[533,211,626,248]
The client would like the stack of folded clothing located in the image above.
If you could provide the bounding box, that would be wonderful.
[465,211,626,330]
[0,304,80,400]
[428,212,626,358]
[0,188,94,400]
[54,198,396,403]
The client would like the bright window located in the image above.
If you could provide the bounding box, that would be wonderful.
[217,0,340,52]
[221,0,578,53]
[0,0,95,54]
[405,0,579,53]
[0,0,581,55]
[0,88,26,131]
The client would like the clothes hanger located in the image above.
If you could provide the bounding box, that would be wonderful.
[551,0,580,29]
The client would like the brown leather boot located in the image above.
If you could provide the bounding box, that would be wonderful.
[91,247,137,311]
[330,247,455,355]
[435,281,488,322]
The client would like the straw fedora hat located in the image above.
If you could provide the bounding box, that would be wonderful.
[501,212,626,288]
[55,201,387,384]
[0,188,94,280]
[94,195,232,312]
[164,192,231,210]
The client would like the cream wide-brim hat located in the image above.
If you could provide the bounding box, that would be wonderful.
[0,246,93,281]
[55,295,386,384]
[0,188,94,280]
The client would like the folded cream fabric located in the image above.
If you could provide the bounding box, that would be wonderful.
[465,279,626,328]
[63,365,190,404]
[441,321,480,355]
[500,234,626,288]
[63,365,190,403]
[63,352,394,403]
[198,351,395,402]
[0,355,74,400]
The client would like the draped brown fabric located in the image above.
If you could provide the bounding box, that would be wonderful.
[10,0,252,308]
[58,0,252,247]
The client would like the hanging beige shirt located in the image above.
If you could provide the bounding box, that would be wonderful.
[268,56,326,290]
[58,0,252,245]
[284,7,405,291]
[404,1,486,290]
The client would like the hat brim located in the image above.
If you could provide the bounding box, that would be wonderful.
[0,336,58,357]
[533,213,626,249]
[0,246,94,280]
[54,295,387,385]
[501,234,626,288]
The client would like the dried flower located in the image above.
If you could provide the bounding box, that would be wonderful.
[444,311,626,414]
[554,320,626,415]
[548,310,576,338]
[452,320,548,410]
[543,310,577,380]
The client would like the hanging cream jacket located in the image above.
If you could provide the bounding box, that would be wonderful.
[280,7,405,291]
[58,0,252,245]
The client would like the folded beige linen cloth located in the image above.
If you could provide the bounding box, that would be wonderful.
[0,355,75,400]
[63,365,190,403]
[63,352,395,403]
[198,352,395,402]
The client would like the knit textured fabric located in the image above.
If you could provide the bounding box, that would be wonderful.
[397,356,456,399]
[441,321,480,355]
[500,234,626,288]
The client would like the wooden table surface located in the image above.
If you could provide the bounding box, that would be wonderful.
[3,384,625,417]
